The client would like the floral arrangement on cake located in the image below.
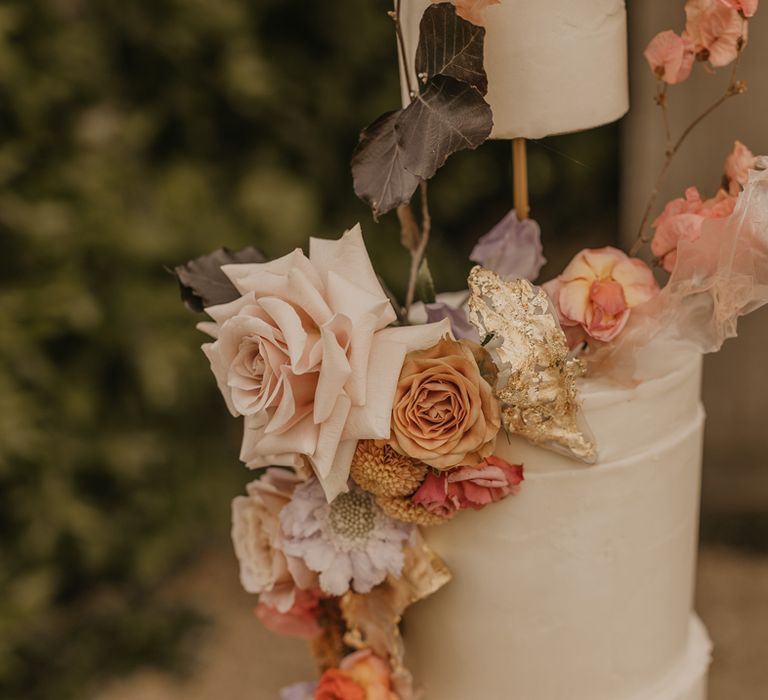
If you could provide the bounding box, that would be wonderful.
[172,1,768,697]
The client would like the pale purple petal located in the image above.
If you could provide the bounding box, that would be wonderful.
[470,209,546,281]
[320,552,354,596]
[425,302,480,342]
[280,681,316,700]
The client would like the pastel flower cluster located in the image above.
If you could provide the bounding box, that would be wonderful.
[212,230,527,681]
[201,226,449,501]
[644,0,756,84]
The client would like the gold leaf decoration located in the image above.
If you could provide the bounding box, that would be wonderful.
[467,266,596,463]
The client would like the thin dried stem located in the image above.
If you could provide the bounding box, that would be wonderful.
[630,23,749,257]
[404,181,432,314]
[392,0,415,99]
[656,83,672,149]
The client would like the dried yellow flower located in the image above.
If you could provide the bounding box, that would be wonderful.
[351,441,427,497]
[375,494,450,527]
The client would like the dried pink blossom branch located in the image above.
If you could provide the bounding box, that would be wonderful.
[630,21,748,257]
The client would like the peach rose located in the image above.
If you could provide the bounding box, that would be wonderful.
[544,247,659,347]
[202,225,450,500]
[724,140,757,195]
[231,469,317,612]
[720,0,758,17]
[388,336,500,470]
[651,187,737,271]
[412,456,524,517]
[644,30,695,84]
[683,0,745,67]
[255,588,322,640]
[316,651,398,700]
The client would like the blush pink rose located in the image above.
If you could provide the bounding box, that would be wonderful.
[651,187,737,272]
[644,30,695,84]
[543,247,659,347]
[202,225,450,500]
[684,0,745,67]
[412,457,524,517]
[436,0,500,26]
[720,0,758,17]
[723,140,757,195]
[231,469,318,612]
[255,588,322,640]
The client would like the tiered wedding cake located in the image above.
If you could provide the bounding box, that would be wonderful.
[399,2,711,698]
[176,2,768,698]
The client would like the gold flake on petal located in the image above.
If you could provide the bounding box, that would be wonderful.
[467,266,596,463]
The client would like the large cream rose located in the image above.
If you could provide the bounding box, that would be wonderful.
[388,336,500,469]
[202,225,450,500]
[231,468,317,612]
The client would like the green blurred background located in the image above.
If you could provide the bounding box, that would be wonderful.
[0,1,637,697]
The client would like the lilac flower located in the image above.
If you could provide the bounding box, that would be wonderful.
[425,302,480,342]
[279,480,412,596]
[470,209,546,281]
[280,681,317,700]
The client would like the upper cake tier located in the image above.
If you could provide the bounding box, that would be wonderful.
[398,0,630,139]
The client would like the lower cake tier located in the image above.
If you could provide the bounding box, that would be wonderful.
[403,355,707,700]
[638,617,711,700]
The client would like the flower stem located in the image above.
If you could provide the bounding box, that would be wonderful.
[392,0,415,99]
[404,181,432,315]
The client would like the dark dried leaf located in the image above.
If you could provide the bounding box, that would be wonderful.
[416,3,488,94]
[396,75,492,180]
[351,110,421,220]
[172,247,266,312]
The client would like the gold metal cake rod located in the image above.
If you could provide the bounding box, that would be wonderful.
[512,137,530,220]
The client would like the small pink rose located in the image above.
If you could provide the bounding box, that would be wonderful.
[684,0,745,67]
[720,0,758,17]
[544,247,659,347]
[255,588,323,640]
[644,30,695,84]
[723,140,757,195]
[651,187,737,272]
[412,457,523,516]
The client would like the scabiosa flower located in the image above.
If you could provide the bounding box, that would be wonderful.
[280,480,412,596]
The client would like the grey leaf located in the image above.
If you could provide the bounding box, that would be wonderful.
[172,246,266,312]
[351,110,421,220]
[396,75,492,180]
[416,3,488,94]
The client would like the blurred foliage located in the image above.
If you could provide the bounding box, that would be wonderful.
[0,0,619,697]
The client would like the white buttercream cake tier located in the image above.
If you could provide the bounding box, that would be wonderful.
[398,0,629,139]
[403,352,710,700]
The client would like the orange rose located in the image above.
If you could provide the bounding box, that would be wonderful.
[316,651,398,700]
[388,336,500,470]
